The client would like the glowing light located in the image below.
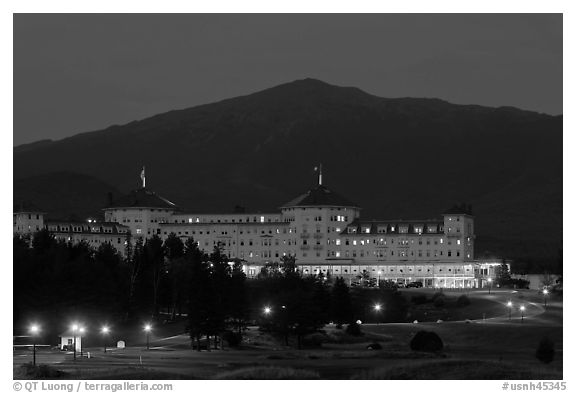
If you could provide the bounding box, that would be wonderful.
[373,304,382,311]
[30,324,40,335]
[263,306,272,315]
[101,326,110,334]
[144,324,152,332]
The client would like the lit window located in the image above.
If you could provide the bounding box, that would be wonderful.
[440,238,444,244]
[336,239,341,246]
[457,239,461,245]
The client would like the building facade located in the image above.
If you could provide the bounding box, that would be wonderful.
[15,174,501,288]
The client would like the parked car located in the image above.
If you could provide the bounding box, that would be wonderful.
[406,281,423,288]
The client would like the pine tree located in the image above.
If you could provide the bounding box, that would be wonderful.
[330,277,352,328]
[496,262,512,286]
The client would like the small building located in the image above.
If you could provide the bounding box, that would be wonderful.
[59,330,83,352]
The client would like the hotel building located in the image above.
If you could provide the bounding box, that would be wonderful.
[15,173,498,288]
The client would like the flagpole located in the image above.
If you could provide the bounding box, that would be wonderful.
[141,166,146,188]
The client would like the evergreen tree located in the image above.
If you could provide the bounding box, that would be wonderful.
[496,262,512,286]
[145,235,165,318]
[185,238,211,350]
[330,277,352,327]
[229,260,248,334]
[126,237,145,320]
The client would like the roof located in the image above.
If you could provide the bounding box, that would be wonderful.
[281,185,358,208]
[443,203,473,216]
[104,188,177,210]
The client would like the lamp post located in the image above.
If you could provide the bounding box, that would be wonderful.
[506,300,513,321]
[373,303,382,325]
[144,324,152,350]
[487,278,493,295]
[29,324,40,366]
[79,327,85,358]
[101,326,110,353]
[543,288,549,308]
[263,306,272,316]
[520,305,526,323]
[71,323,79,361]
[377,270,381,287]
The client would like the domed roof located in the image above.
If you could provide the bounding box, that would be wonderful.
[104,188,177,210]
[281,185,358,208]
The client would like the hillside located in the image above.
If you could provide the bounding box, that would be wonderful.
[13,78,562,261]
[14,172,121,220]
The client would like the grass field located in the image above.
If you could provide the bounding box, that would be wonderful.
[14,289,562,380]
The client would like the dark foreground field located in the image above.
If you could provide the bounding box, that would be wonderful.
[14,290,562,380]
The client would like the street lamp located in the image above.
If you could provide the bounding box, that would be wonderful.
[144,324,152,350]
[263,306,272,316]
[101,326,110,353]
[29,324,40,366]
[377,270,382,287]
[373,303,382,325]
[79,327,85,358]
[543,288,549,308]
[506,300,513,321]
[520,305,526,323]
[487,278,493,295]
[71,323,79,361]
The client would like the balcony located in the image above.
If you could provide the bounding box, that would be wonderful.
[313,233,323,239]
[446,231,461,237]
[313,245,323,250]
[300,232,310,239]
[300,245,310,250]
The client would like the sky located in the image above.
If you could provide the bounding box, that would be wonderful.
[13,13,562,146]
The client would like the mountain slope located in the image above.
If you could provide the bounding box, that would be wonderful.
[14,172,121,220]
[13,78,562,260]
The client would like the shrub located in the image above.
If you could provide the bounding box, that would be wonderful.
[366,342,382,350]
[213,366,320,379]
[410,330,443,352]
[433,296,445,308]
[301,332,326,348]
[456,295,471,307]
[431,292,445,301]
[222,331,243,347]
[411,294,428,305]
[345,322,364,336]
[535,337,555,364]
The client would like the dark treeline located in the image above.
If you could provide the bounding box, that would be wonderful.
[14,230,408,349]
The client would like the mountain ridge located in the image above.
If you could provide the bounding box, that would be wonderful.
[13,78,562,261]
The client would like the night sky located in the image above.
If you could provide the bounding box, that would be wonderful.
[13,13,562,146]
